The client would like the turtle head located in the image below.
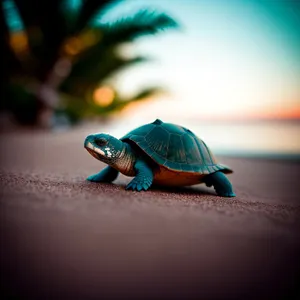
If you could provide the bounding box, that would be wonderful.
[84,133,124,164]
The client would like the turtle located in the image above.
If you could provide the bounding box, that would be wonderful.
[84,119,235,197]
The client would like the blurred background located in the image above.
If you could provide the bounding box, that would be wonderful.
[1,0,300,157]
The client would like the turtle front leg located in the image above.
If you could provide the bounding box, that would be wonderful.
[203,171,236,197]
[87,166,119,183]
[126,160,153,192]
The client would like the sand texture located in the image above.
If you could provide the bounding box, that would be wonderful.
[1,129,299,299]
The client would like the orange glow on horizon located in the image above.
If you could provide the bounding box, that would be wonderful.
[256,106,300,120]
[120,96,168,116]
[119,95,300,121]
[201,105,300,121]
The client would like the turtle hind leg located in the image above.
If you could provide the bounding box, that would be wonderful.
[203,171,236,197]
[87,166,119,183]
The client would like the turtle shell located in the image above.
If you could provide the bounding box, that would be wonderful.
[121,119,232,175]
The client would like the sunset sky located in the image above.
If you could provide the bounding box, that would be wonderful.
[99,0,300,121]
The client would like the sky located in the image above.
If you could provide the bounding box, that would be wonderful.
[4,0,299,154]
[99,0,300,121]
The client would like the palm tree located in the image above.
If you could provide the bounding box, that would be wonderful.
[2,0,179,126]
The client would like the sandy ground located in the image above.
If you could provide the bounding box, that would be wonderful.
[0,128,299,300]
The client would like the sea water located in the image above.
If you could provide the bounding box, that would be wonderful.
[107,119,300,158]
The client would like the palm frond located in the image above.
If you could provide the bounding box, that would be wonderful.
[82,86,165,117]
[101,9,179,45]
[13,0,68,80]
[73,0,124,33]
[129,86,164,102]
[1,4,21,76]
[60,9,178,96]
[4,0,179,125]
[60,54,149,97]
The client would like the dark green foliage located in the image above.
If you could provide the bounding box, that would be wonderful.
[60,53,149,98]
[101,9,179,44]
[2,0,179,126]
[5,84,41,125]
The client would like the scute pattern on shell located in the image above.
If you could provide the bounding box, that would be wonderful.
[121,119,232,174]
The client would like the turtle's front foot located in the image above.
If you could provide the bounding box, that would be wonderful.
[86,173,104,182]
[126,179,151,192]
[125,159,153,191]
[126,177,152,191]
[87,166,119,183]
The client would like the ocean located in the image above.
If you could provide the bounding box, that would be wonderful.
[104,118,300,159]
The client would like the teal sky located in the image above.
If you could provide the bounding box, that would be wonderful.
[100,0,300,119]
[5,0,300,119]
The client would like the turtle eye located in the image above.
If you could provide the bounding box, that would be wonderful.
[94,138,107,147]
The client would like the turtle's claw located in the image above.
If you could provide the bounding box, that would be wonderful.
[126,181,138,191]
[86,174,99,182]
[137,184,143,191]
[126,182,135,190]
[87,173,108,182]
[224,192,236,197]
[216,190,236,197]
[142,183,149,190]
[126,179,150,191]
